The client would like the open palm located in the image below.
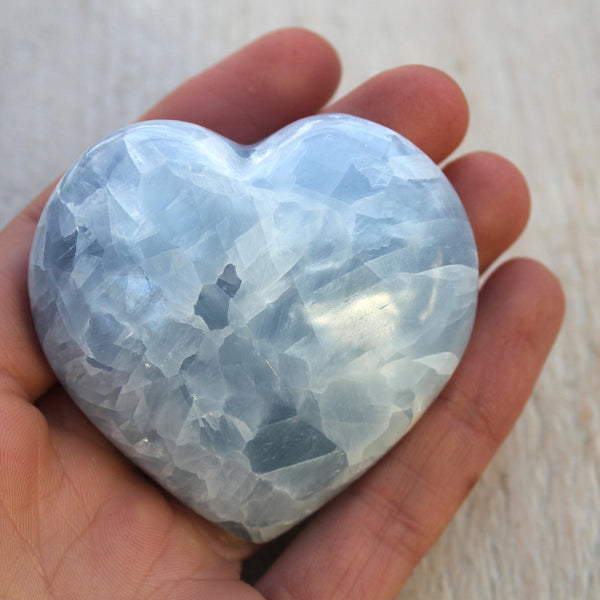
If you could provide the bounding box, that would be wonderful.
[0,29,564,600]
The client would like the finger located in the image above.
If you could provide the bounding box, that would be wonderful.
[256,259,565,600]
[444,151,531,272]
[325,65,469,163]
[142,28,341,143]
[0,28,341,402]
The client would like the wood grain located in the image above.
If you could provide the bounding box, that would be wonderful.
[1,1,597,598]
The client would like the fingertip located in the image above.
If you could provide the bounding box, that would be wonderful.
[247,28,342,129]
[260,27,342,91]
[486,258,566,337]
[475,260,566,391]
[444,151,531,270]
[327,64,469,162]
[401,65,470,156]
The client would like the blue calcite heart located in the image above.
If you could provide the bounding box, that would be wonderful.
[29,115,478,542]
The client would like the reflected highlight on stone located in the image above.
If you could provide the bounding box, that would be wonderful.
[28,115,478,542]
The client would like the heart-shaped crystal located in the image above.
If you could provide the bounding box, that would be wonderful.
[29,115,478,542]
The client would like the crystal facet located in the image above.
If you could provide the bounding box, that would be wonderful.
[28,115,478,542]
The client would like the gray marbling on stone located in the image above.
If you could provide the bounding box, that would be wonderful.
[28,115,478,542]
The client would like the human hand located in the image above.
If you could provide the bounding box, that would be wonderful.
[0,28,564,599]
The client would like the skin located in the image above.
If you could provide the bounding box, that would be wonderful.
[0,28,564,600]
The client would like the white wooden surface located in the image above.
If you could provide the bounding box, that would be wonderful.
[1,1,598,598]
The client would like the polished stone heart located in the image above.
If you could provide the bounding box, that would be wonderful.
[29,115,478,542]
